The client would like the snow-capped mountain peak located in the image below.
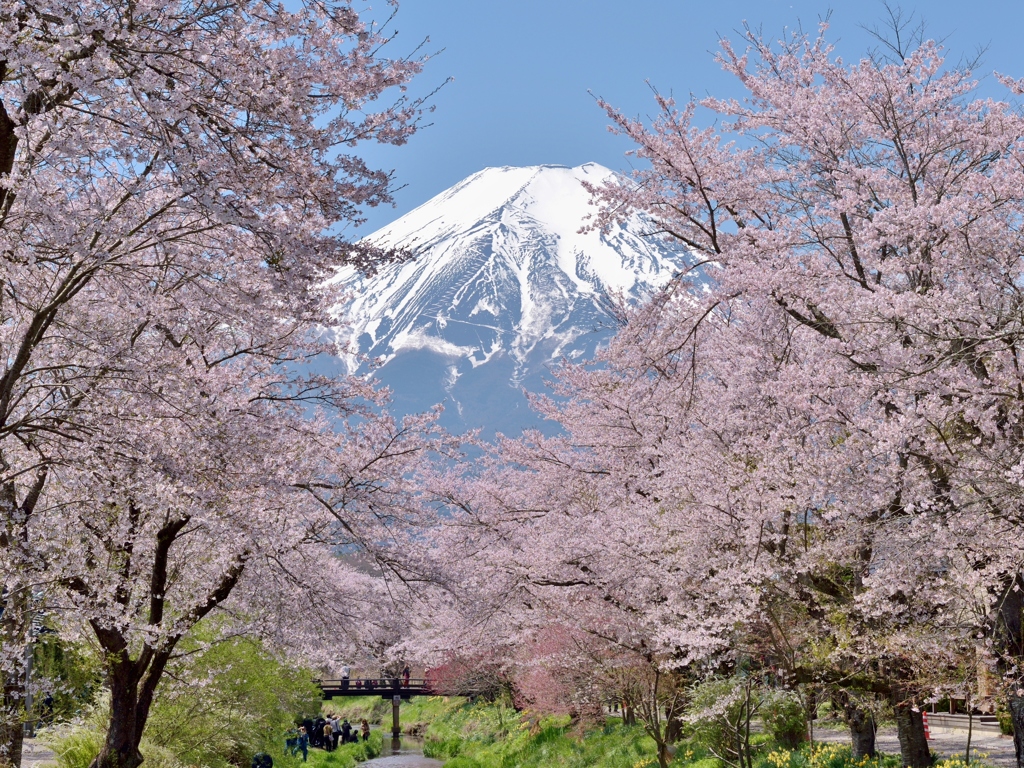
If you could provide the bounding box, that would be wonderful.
[329,162,688,434]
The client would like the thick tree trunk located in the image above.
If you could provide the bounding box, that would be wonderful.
[845,702,876,759]
[623,699,636,725]
[1009,691,1024,768]
[657,741,671,768]
[90,662,144,768]
[895,703,931,768]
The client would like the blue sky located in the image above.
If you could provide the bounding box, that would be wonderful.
[351,0,1024,236]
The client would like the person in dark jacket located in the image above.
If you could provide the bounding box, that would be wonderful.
[312,717,326,748]
[341,719,353,744]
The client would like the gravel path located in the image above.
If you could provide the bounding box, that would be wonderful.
[19,738,56,767]
[814,725,1017,767]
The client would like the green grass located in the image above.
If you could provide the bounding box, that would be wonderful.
[316,698,1002,768]
[322,696,390,725]
[324,694,468,737]
[419,701,689,768]
[300,732,383,768]
[416,700,1002,768]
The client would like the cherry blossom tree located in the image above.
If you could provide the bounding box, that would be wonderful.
[41,360,446,768]
[413,18,1024,768]
[0,1,438,765]
[581,20,1024,767]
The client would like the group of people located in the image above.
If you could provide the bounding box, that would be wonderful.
[320,716,371,751]
[285,717,371,761]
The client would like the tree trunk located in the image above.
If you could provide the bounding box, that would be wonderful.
[622,698,636,725]
[90,661,144,768]
[0,675,24,768]
[845,702,876,759]
[1009,691,1024,768]
[657,741,672,768]
[895,703,931,768]
[665,697,683,744]
[0,587,27,768]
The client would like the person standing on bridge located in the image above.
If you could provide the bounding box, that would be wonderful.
[402,665,410,687]
[340,663,350,692]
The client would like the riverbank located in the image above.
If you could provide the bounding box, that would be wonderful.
[327,696,1013,768]
[325,696,688,767]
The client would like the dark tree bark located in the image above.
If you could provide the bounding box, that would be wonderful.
[1009,692,1024,768]
[0,474,47,768]
[845,702,876,759]
[99,659,144,768]
[894,702,931,768]
[993,574,1024,768]
[91,649,174,768]
[0,587,26,768]
[622,698,636,725]
[665,696,684,744]
[997,576,1024,659]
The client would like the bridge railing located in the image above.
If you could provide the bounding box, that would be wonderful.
[315,677,433,695]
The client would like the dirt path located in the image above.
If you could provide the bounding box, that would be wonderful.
[815,724,1017,766]
[19,738,56,767]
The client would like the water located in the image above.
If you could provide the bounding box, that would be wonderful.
[363,735,443,768]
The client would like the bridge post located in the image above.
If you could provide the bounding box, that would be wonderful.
[392,695,401,738]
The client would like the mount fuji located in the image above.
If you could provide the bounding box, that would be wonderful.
[328,162,690,436]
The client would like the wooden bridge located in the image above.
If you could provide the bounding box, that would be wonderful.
[316,677,433,700]
[315,677,435,737]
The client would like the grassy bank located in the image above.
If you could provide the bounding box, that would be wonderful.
[404,699,1000,768]
[324,695,466,738]
[423,708,679,768]
[298,732,384,768]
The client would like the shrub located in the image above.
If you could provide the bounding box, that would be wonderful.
[761,693,807,750]
[997,709,1013,736]
[687,677,762,768]
[47,726,103,768]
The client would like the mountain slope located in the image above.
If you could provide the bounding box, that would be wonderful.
[329,162,690,435]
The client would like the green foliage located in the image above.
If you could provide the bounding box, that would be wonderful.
[760,693,807,750]
[322,696,390,725]
[412,698,999,768]
[45,628,323,768]
[759,744,901,768]
[996,709,1013,736]
[30,634,102,724]
[46,724,103,768]
[687,677,762,768]
[143,634,321,767]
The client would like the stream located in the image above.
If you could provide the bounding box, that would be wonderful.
[363,735,443,768]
